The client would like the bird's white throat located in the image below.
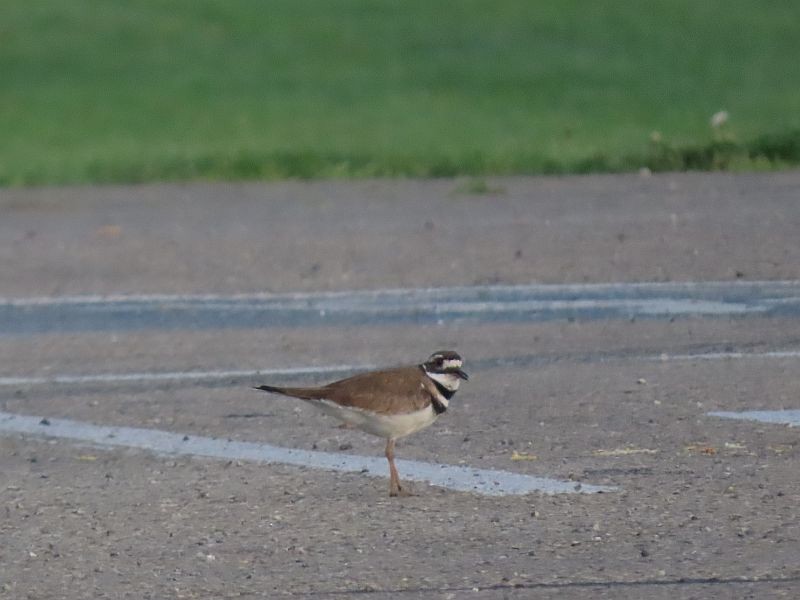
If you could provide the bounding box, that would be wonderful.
[426,370,461,392]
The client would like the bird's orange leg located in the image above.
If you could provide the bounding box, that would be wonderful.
[385,438,410,497]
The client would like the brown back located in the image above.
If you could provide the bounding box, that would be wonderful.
[256,365,442,415]
[321,365,434,415]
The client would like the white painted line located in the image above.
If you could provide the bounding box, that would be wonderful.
[644,350,800,363]
[4,348,800,389]
[4,280,800,334]
[0,364,372,387]
[382,298,760,316]
[0,411,613,496]
[709,409,800,427]
[2,279,799,307]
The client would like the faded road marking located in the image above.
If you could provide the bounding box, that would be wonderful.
[709,409,800,427]
[4,347,800,389]
[0,364,372,388]
[654,350,800,362]
[2,280,800,334]
[0,412,613,496]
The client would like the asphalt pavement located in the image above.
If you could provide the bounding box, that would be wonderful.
[1,172,799,599]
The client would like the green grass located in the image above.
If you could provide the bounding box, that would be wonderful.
[2,0,799,185]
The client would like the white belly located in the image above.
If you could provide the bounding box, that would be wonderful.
[311,400,438,440]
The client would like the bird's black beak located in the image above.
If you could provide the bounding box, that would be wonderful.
[455,368,469,380]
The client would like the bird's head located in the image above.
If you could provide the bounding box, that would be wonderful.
[422,350,468,391]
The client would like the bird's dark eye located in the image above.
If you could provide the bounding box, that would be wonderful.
[435,357,444,365]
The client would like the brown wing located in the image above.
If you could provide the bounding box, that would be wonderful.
[254,383,329,400]
[322,366,433,416]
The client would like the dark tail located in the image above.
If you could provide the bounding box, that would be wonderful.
[253,384,286,394]
[253,384,327,400]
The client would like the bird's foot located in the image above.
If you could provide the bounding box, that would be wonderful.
[389,483,414,498]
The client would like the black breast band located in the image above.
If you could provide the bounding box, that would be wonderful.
[430,396,448,414]
[430,379,455,414]
[431,378,456,400]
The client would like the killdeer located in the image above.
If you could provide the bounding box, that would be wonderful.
[254,350,468,496]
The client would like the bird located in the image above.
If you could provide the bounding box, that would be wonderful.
[254,350,468,496]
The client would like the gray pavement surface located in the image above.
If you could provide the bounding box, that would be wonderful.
[1,173,799,599]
